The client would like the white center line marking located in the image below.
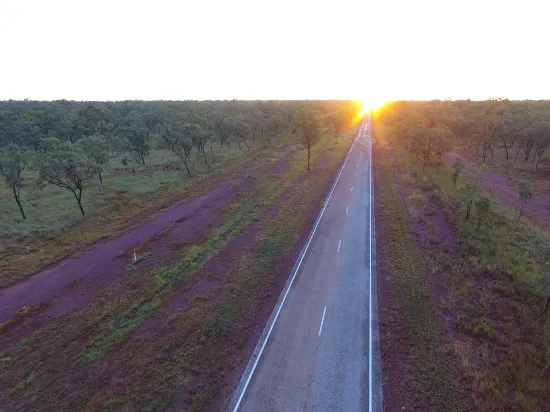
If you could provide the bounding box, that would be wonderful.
[351,186,354,192]
[337,239,341,252]
[346,206,349,214]
[318,306,327,336]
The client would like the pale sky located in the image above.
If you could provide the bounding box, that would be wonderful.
[0,0,548,103]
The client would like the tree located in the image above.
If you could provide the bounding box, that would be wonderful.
[76,135,108,183]
[229,118,251,150]
[517,180,533,221]
[474,196,491,231]
[106,135,127,159]
[292,107,321,170]
[37,139,97,216]
[189,126,210,165]
[451,158,465,187]
[327,109,350,141]
[0,144,28,219]
[160,123,194,177]
[462,181,478,221]
[116,112,149,164]
[533,273,550,316]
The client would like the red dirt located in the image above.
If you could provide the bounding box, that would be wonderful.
[446,152,550,231]
[0,183,242,324]
[0,148,291,332]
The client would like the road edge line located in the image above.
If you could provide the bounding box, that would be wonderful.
[226,132,359,412]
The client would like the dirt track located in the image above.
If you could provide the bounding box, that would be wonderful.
[0,182,249,324]
[0,144,303,325]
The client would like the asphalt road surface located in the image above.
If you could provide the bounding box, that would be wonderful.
[228,117,383,412]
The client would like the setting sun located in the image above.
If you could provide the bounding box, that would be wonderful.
[360,96,386,113]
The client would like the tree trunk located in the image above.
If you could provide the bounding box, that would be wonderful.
[514,143,522,162]
[183,158,192,177]
[542,295,550,316]
[98,169,103,183]
[12,183,26,219]
[74,188,85,216]
[202,148,208,165]
[466,199,473,220]
[307,142,311,170]
[518,201,525,220]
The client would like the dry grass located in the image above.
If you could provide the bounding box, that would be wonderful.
[376,147,468,412]
[382,140,550,411]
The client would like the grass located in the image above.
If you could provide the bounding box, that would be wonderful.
[0,131,354,411]
[376,150,467,411]
[378,136,550,411]
[0,140,287,288]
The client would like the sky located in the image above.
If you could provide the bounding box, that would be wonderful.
[0,0,548,103]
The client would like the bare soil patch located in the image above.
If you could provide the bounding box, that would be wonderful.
[446,152,550,231]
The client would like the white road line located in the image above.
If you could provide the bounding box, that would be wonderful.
[318,306,327,336]
[368,127,373,412]
[351,186,354,192]
[230,132,358,412]
[346,206,349,214]
[337,239,341,252]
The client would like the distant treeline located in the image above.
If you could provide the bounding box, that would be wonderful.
[375,99,550,170]
[0,100,359,151]
[0,100,360,218]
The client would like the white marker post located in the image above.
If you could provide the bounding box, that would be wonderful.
[133,249,137,263]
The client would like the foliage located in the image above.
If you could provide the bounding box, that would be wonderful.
[451,158,464,187]
[292,106,321,170]
[474,195,491,231]
[36,139,97,215]
[517,180,533,220]
[0,144,28,219]
[76,135,109,183]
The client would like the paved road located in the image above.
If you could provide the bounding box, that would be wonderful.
[228,117,383,412]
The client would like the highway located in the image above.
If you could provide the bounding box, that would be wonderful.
[227,116,383,412]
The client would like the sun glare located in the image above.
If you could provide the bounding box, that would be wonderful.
[360,96,386,113]
[353,96,386,123]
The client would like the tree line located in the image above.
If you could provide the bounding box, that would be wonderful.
[376,99,550,171]
[0,100,360,219]
[374,99,545,228]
